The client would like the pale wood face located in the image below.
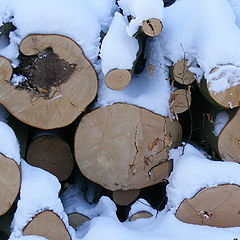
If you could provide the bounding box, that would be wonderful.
[141,18,163,37]
[0,154,20,216]
[75,103,182,191]
[176,184,240,227]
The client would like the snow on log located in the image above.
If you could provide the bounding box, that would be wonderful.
[169,88,191,115]
[118,0,164,37]
[101,13,139,91]
[68,212,90,230]
[0,34,98,129]
[172,60,196,85]
[112,189,140,206]
[26,133,74,181]
[23,210,71,240]
[176,184,240,228]
[129,211,153,222]
[0,153,20,216]
[75,103,182,191]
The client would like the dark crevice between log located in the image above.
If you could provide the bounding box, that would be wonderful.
[13,47,76,100]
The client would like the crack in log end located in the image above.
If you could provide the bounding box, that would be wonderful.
[13,47,76,100]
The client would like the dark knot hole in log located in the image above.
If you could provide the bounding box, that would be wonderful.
[13,47,76,100]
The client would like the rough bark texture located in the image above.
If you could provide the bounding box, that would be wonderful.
[75,103,182,191]
[0,34,98,129]
[176,184,240,227]
[26,135,74,181]
[0,154,20,216]
[112,189,140,206]
[23,210,71,240]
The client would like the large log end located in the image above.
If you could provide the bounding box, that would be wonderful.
[176,184,240,227]
[0,154,20,216]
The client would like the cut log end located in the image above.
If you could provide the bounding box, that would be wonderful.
[209,84,240,109]
[141,19,163,37]
[105,69,132,91]
[68,213,90,230]
[26,135,74,181]
[0,154,20,216]
[176,184,240,228]
[173,59,195,85]
[129,211,153,222]
[0,56,13,82]
[170,89,191,114]
[0,34,98,129]
[23,210,71,240]
[218,109,240,163]
[75,103,182,191]
[112,189,140,206]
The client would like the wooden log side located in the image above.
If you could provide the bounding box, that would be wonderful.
[26,135,74,181]
[129,211,153,222]
[75,103,182,191]
[0,154,20,216]
[112,189,140,206]
[0,34,98,129]
[176,184,240,227]
[23,210,71,240]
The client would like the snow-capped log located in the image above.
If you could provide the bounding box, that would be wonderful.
[74,103,182,191]
[171,60,196,86]
[26,131,74,182]
[169,88,191,115]
[0,34,98,129]
[200,106,240,163]
[0,153,20,216]
[112,189,140,206]
[129,211,153,222]
[23,210,71,240]
[101,12,139,91]
[68,212,90,230]
[118,0,163,37]
[176,184,240,228]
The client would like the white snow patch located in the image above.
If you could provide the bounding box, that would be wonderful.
[167,144,240,212]
[118,0,164,36]
[0,121,20,164]
[212,111,230,136]
[100,12,139,75]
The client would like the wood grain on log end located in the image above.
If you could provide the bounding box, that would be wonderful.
[173,59,195,85]
[23,210,71,240]
[176,184,240,227]
[0,154,20,216]
[141,18,163,37]
[26,135,74,181]
[68,212,90,230]
[105,69,132,91]
[170,89,191,114]
[75,103,182,191]
[129,211,153,222]
[218,109,240,162]
[208,84,240,109]
[112,189,140,206]
[0,56,13,82]
[0,34,98,129]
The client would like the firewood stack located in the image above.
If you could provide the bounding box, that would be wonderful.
[0,0,240,239]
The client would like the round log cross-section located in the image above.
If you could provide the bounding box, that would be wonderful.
[129,211,153,222]
[170,89,191,114]
[176,184,240,228]
[141,19,163,37]
[112,189,140,206]
[172,59,196,85]
[26,135,74,181]
[0,34,98,129]
[0,154,21,216]
[75,103,182,191]
[23,210,71,240]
